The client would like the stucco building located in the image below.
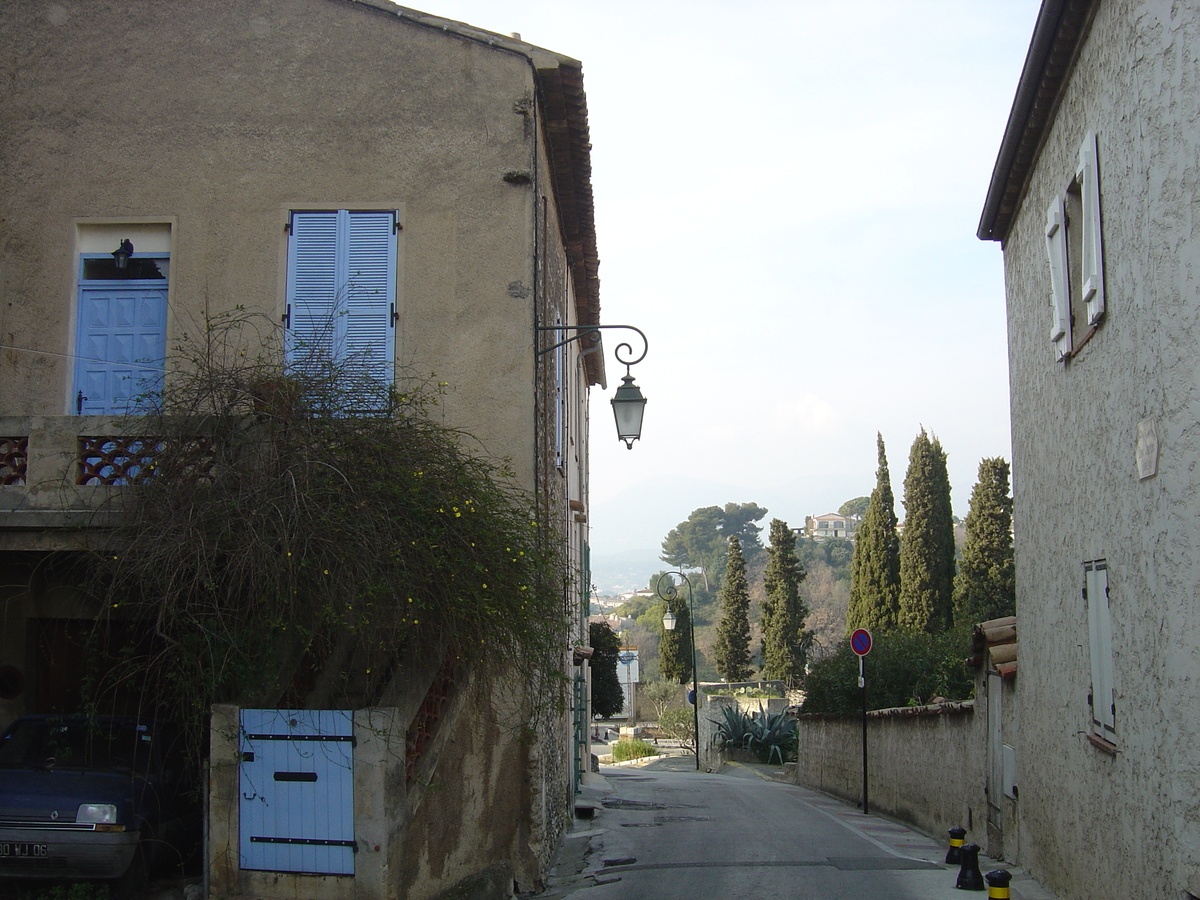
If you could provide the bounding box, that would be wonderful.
[804,513,858,541]
[979,1,1200,897]
[0,2,609,897]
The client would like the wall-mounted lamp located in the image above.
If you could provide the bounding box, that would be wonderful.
[111,239,134,274]
[610,371,647,450]
[538,323,648,449]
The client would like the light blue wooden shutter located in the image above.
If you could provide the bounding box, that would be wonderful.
[285,212,341,373]
[73,284,167,415]
[286,210,396,393]
[239,709,355,876]
[344,211,397,386]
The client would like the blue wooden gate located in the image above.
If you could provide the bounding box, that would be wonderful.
[239,709,355,875]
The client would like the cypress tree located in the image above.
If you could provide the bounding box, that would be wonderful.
[760,518,810,684]
[897,429,956,634]
[588,621,625,718]
[953,457,1015,625]
[847,433,901,633]
[713,535,753,682]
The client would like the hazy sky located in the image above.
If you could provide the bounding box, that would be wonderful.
[412,0,1041,575]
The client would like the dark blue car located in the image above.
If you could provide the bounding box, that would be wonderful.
[0,715,198,890]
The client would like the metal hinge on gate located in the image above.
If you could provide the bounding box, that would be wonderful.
[244,733,355,742]
[250,837,358,850]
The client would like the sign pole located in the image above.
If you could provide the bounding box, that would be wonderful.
[850,628,873,816]
[860,654,868,815]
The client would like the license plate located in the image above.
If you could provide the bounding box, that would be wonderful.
[0,842,49,859]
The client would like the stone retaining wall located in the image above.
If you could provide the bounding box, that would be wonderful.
[794,701,985,842]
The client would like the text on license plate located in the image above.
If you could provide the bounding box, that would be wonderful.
[0,842,49,858]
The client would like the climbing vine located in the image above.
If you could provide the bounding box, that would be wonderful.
[84,308,566,756]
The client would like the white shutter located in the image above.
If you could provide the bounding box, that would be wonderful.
[1045,196,1072,360]
[1085,561,1115,740]
[1076,133,1105,325]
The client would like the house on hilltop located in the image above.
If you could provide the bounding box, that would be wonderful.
[979,1,1200,898]
[804,513,858,541]
[0,1,611,897]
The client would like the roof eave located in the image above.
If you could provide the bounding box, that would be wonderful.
[338,2,605,386]
[976,0,1100,243]
[534,59,605,387]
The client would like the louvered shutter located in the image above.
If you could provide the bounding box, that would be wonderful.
[285,210,396,392]
[286,212,341,374]
[1044,196,1072,361]
[1085,561,1115,741]
[1076,133,1105,325]
[344,211,397,385]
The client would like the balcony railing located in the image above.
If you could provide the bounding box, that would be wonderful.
[0,417,162,540]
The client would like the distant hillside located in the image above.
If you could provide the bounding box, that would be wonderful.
[590,548,664,594]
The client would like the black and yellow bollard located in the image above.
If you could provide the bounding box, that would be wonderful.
[985,869,1012,898]
[946,826,967,864]
[955,843,985,890]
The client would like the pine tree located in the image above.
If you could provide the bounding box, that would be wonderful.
[953,457,1015,625]
[847,433,901,633]
[588,621,625,718]
[713,536,753,682]
[897,429,956,634]
[760,518,810,684]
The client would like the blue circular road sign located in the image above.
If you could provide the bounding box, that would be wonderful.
[850,628,873,656]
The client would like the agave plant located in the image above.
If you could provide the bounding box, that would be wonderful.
[709,706,797,764]
[745,711,797,764]
[710,704,754,751]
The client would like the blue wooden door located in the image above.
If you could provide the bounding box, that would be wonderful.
[239,709,355,876]
[73,283,167,415]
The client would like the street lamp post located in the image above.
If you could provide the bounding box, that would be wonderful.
[659,570,700,771]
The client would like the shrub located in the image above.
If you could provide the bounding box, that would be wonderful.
[801,626,974,714]
[611,738,658,762]
[658,706,696,749]
[82,309,565,765]
[706,685,783,699]
[17,884,111,900]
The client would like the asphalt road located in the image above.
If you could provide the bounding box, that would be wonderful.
[542,756,1057,900]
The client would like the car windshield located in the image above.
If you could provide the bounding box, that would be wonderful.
[0,719,155,774]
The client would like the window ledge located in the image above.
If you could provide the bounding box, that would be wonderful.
[1087,732,1118,755]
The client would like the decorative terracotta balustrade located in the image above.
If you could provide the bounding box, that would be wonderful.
[76,436,164,486]
[0,437,27,486]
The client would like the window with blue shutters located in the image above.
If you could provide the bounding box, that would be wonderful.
[73,255,169,415]
[285,210,398,403]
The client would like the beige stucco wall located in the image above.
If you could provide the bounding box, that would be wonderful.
[794,703,985,847]
[0,0,550,488]
[999,2,1200,898]
[0,1,595,895]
